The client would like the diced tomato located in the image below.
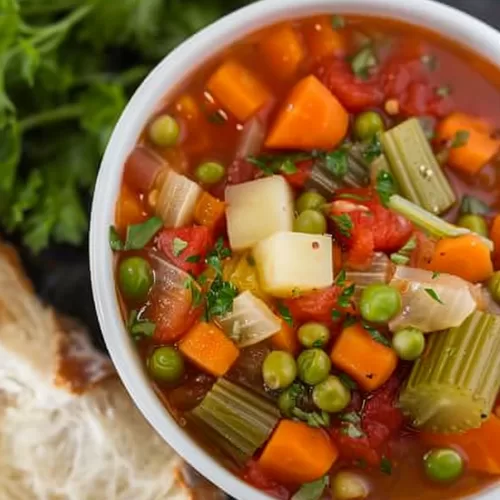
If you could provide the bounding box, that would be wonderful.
[382,57,426,98]
[344,211,375,270]
[410,230,435,268]
[228,158,258,185]
[242,460,291,500]
[157,226,212,275]
[330,428,380,466]
[315,58,384,112]
[283,159,314,188]
[284,285,341,324]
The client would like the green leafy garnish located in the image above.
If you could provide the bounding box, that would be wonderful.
[109,226,124,251]
[424,288,444,304]
[291,476,329,500]
[451,130,470,148]
[341,423,366,438]
[435,85,452,97]
[380,456,393,475]
[205,236,231,274]
[127,310,156,341]
[332,15,345,30]
[339,411,361,425]
[363,134,383,163]
[172,237,188,256]
[247,153,309,176]
[335,268,347,287]
[363,323,391,347]
[123,217,163,250]
[293,408,331,429]
[351,45,377,80]
[186,254,201,263]
[432,272,440,280]
[277,302,293,326]
[338,373,358,390]
[390,253,410,266]
[184,277,204,308]
[460,195,490,216]
[207,109,227,125]
[331,309,342,321]
[324,149,348,178]
[338,283,355,308]
[343,314,357,328]
[246,254,256,266]
[376,170,397,206]
[331,213,353,238]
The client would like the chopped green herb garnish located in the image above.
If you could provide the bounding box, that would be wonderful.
[172,237,188,256]
[380,456,393,475]
[186,254,201,263]
[362,134,383,163]
[351,45,377,80]
[331,213,353,238]
[421,54,438,71]
[184,277,204,308]
[324,149,348,178]
[363,323,391,347]
[338,373,358,390]
[432,272,440,280]
[338,283,355,308]
[207,109,227,125]
[376,169,397,207]
[206,236,231,273]
[291,476,329,500]
[277,302,293,327]
[339,411,361,425]
[335,268,347,287]
[247,153,310,176]
[341,423,365,438]
[343,315,357,328]
[451,130,470,148]
[390,253,410,266]
[436,85,452,97]
[293,408,331,428]
[127,310,156,340]
[123,216,163,251]
[460,195,490,216]
[109,226,124,251]
[332,15,345,30]
[332,309,342,321]
[205,275,238,319]
[246,254,256,266]
[424,288,444,304]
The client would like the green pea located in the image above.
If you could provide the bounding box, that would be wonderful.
[392,328,425,361]
[195,161,226,184]
[360,283,402,323]
[488,271,500,303]
[119,256,154,300]
[457,214,488,237]
[278,386,298,416]
[298,322,330,348]
[262,351,297,390]
[313,375,351,413]
[295,191,326,214]
[424,448,464,483]
[297,348,331,385]
[149,114,180,147]
[353,111,385,141]
[148,346,185,382]
[294,209,327,234]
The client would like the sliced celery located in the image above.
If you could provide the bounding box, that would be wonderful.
[190,379,279,461]
[388,195,494,252]
[399,310,500,433]
[381,118,455,214]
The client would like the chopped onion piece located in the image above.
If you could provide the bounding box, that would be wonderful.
[236,116,266,158]
[217,291,281,347]
[124,145,164,192]
[389,266,477,333]
[156,168,202,227]
[346,253,394,300]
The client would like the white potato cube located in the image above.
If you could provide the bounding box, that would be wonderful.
[225,176,294,251]
[253,232,334,298]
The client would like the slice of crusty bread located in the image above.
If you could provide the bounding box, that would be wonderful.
[0,243,190,500]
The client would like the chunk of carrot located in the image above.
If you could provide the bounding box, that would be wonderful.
[259,24,305,79]
[258,420,338,485]
[422,415,500,475]
[115,184,146,230]
[303,16,346,60]
[179,322,239,377]
[330,323,398,391]
[265,75,348,150]
[425,234,493,283]
[206,60,272,122]
[271,320,299,355]
[193,192,226,229]
[436,112,500,174]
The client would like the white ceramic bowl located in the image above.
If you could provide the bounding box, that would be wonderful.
[90,0,500,498]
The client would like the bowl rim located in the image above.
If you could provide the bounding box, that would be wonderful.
[90,1,500,499]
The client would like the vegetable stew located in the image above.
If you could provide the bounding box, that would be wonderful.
[111,14,500,500]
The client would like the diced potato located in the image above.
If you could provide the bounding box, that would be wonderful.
[225,176,294,251]
[253,232,334,298]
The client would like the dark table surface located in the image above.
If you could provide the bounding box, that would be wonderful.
[14,0,500,495]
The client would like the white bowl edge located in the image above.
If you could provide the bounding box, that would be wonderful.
[90,1,500,498]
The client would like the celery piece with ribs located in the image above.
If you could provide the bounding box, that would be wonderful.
[190,379,280,464]
[400,310,500,433]
[381,118,455,214]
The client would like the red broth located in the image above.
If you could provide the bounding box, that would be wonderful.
[113,14,500,500]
